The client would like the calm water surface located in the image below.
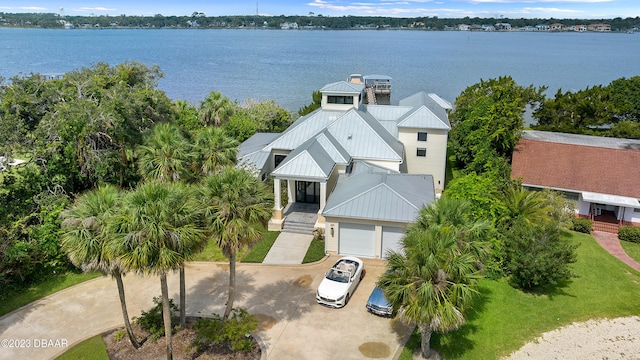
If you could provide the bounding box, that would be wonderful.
[1,28,639,110]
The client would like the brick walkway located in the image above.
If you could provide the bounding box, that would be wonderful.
[591,231,640,272]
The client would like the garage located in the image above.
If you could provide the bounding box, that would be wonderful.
[338,222,375,258]
[381,226,405,259]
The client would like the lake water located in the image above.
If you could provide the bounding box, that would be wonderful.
[1,28,639,110]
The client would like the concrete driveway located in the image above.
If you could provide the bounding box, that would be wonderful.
[0,256,412,360]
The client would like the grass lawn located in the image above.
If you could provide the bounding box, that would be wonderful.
[242,231,280,263]
[55,335,108,360]
[399,231,640,360]
[302,239,326,263]
[620,240,640,263]
[0,272,100,317]
[191,230,280,262]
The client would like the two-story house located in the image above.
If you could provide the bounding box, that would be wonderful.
[239,75,451,258]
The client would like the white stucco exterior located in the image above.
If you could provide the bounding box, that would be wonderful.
[398,127,448,193]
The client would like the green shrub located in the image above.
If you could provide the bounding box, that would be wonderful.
[504,220,578,290]
[134,296,179,340]
[571,217,592,234]
[193,308,258,352]
[619,226,640,243]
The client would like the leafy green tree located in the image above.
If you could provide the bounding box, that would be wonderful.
[444,172,508,224]
[503,219,578,290]
[198,91,235,127]
[533,77,640,139]
[111,181,205,360]
[199,166,272,320]
[60,185,140,348]
[223,99,295,141]
[379,198,490,360]
[298,90,322,116]
[449,76,545,174]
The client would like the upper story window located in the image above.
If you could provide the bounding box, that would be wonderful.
[416,148,427,157]
[274,154,286,168]
[327,95,354,105]
[417,132,428,141]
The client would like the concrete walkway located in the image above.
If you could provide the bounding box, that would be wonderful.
[262,232,314,264]
[592,231,640,272]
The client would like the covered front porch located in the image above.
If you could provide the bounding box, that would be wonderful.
[582,191,640,233]
[268,178,328,232]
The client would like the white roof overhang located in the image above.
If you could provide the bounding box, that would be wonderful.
[582,191,640,208]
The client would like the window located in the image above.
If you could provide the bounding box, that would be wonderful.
[274,154,286,168]
[416,148,427,157]
[327,95,354,105]
[417,132,428,141]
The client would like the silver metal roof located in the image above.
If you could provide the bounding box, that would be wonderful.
[323,161,434,223]
[397,106,451,130]
[264,110,343,151]
[271,131,349,179]
[320,81,364,94]
[365,105,413,121]
[523,130,640,150]
[327,110,404,161]
[237,133,280,171]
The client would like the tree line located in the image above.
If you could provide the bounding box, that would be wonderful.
[1,12,639,31]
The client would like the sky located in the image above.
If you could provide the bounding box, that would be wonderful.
[1,0,639,19]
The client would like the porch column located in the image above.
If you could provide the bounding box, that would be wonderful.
[269,178,285,231]
[315,181,327,228]
[287,180,294,204]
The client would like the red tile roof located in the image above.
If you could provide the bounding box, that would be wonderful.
[511,137,640,199]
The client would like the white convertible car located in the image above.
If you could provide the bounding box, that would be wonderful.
[316,256,364,308]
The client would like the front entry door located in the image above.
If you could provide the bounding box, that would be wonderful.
[296,181,320,204]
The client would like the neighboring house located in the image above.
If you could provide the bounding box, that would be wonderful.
[550,23,565,31]
[511,131,640,232]
[536,24,550,31]
[495,23,511,31]
[588,23,611,32]
[239,75,451,258]
[573,24,587,32]
[458,24,471,31]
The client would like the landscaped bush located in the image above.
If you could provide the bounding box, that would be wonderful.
[571,217,593,234]
[618,226,640,243]
[134,296,179,340]
[504,221,578,290]
[193,308,258,352]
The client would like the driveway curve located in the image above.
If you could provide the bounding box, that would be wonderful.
[0,256,411,360]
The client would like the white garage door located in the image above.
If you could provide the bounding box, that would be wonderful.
[339,222,375,258]
[381,226,405,259]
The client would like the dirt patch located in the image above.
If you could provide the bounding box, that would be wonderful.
[293,275,313,287]
[103,318,261,360]
[359,342,391,358]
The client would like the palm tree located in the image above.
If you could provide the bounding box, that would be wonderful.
[136,122,199,326]
[500,185,552,229]
[412,196,492,262]
[198,91,235,127]
[199,166,272,320]
[193,126,239,177]
[379,197,491,360]
[137,123,195,183]
[110,181,204,360]
[60,184,141,349]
